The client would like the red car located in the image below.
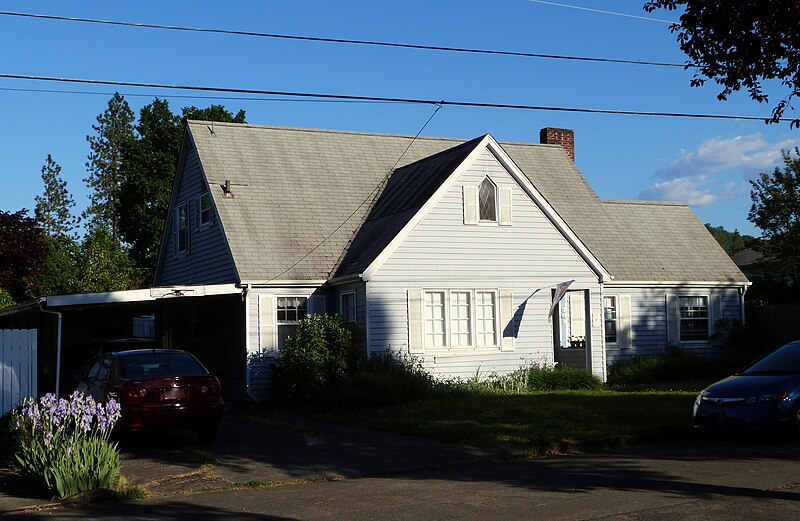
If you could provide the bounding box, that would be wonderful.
[77,349,224,442]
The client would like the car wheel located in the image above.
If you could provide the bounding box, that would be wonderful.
[196,425,218,444]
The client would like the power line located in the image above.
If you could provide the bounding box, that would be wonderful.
[0,10,685,68]
[528,0,675,24]
[0,73,785,122]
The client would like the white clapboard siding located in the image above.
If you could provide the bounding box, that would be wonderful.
[367,148,605,379]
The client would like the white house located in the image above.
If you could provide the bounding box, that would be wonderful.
[151,121,749,400]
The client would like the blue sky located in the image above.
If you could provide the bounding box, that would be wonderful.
[1,0,796,237]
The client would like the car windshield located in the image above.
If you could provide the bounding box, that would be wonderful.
[740,341,800,375]
[117,352,207,379]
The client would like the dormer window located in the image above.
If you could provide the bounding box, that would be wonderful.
[478,177,497,222]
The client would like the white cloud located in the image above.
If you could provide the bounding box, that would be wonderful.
[655,134,799,181]
[637,176,718,206]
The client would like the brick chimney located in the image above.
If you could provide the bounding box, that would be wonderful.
[539,127,575,162]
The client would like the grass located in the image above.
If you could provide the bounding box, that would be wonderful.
[325,390,696,455]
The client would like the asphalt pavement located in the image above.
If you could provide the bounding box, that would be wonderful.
[3,415,800,520]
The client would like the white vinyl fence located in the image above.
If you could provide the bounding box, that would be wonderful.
[1,329,37,415]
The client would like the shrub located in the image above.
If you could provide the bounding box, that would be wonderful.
[606,347,727,388]
[13,391,121,498]
[277,314,362,400]
[526,366,604,391]
[315,352,435,411]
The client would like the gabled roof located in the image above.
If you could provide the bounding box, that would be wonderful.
[185,121,748,285]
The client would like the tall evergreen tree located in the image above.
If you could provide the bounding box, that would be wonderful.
[84,92,135,241]
[35,154,77,238]
[118,99,246,278]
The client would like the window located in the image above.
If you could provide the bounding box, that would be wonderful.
[679,296,709,341]
[604,296,617,344]
[478,177,497,222]
[424,291,447,348]
[199,192,212,226]
[176,202,189,254]
[277,296,307,348]
[422,290,499,350]
[475,291,497,346]
[340,291,356,322]
[450,291,472,348]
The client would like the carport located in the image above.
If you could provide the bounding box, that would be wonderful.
[0,284,249,403]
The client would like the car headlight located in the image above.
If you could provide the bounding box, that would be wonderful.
[746,392,789,404]
[696,390,709,405]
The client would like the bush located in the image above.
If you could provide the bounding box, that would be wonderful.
[526,366,604,391]
[277,314,362,400]
[315,352,435,411]
[606,347,726,388]
[12,391,121,498]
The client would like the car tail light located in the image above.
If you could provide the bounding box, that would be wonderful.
[196,376,221,397]
[119,383,148,404]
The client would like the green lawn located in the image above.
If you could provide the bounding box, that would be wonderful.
[326,391,697,455]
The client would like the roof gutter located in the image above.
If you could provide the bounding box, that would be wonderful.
[38,299,63,399]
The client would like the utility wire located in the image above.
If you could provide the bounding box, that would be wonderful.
[0,73,786,122]
[0,10,684,68]
[528,1,675,24]
[263,103,444,284]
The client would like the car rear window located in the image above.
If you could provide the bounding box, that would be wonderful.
[118,352,208,379]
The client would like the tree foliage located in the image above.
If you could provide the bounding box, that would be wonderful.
[644,1,800,126]
[84,93,135,241]
[36,235,80,297]
[35,155,77,238]
[748,148,800,281]
[117,100,246,279]
[0,210,49,302]
[76,227,141,293]
[704,224,758,256]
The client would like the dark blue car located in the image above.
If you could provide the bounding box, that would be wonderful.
[693,340,800,432]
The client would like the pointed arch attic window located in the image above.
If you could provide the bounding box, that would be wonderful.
[479,177,497,223]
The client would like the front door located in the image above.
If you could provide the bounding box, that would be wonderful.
[552,290,588,370]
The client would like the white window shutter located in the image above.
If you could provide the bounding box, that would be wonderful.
[407,290,424,353]
[500,289,515,351]
[259,294,276,351]
[463,186,478,225]
[308,295,326,316]
[710,294,723,345]
[666,294,681,346]
[499,187,512,226]
[569,292,585,339]
[618,295,632,350]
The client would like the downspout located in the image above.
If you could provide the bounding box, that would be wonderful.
[39,300,62,398]
[740,285,749,325]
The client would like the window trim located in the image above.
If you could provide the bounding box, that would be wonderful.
[422,289,501,352]
[175,202,189,256]
[276,295,309,350]
[678,295,710,343]
[340,291,356,323]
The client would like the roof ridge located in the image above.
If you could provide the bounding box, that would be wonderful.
[602,199,689,207]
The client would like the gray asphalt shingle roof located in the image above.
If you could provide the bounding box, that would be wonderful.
[187,121,747,284]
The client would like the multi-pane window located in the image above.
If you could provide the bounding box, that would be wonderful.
[277,296,308,348]
[422,290,500,350]
[424,291,447,348]
[478,178,497,222]
[176,202,189,254]
[340,292,356,322]
[199,192,212,226]
[604,296,617,344]
[450,291,472,348]
[476,291,497,346]
[679,296,709,341]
